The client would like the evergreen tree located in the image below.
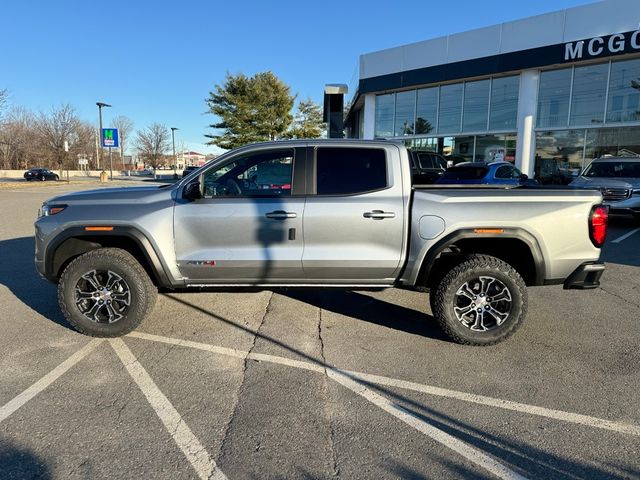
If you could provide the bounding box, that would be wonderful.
[286,98,325,139]
[206,71,295,149]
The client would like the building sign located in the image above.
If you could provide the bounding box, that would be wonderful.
[564,30,640,62]
[102,128,119,148]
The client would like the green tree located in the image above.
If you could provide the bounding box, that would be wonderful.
[206,71,295,149]
[286,98,325,139]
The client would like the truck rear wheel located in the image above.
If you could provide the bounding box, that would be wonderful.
[58,248,157,337]
[431,254,527,346]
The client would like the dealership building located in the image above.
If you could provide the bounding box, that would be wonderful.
[345,0,640,183]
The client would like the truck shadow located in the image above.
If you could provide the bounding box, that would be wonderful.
[0,236,71,329]
[281,289,447,340]
[0,441,51,479]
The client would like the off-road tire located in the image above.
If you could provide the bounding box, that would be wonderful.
[431,254,527,346]
[58,248,157,337]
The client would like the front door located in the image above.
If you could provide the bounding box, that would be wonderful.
[174,147,305,284]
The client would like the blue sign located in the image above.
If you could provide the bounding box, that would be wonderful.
[102,128,119,148]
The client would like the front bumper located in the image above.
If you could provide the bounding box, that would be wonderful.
[563,262,605,290]
[604,195,640,215]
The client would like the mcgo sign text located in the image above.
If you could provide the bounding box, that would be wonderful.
[565,30,640,61]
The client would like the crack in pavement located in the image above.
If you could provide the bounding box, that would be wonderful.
[599,286,640,308]
[216,290,273,463]
[318,296,341,478]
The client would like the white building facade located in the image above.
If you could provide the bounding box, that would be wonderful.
[346,0,640,184]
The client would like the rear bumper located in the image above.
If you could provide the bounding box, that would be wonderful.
[563,262,605,290]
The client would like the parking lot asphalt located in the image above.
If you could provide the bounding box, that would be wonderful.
[0,183,638,480]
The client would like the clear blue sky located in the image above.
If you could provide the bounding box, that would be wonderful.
[2,0,593,154]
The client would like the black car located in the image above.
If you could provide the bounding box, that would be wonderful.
[409,151,447,184]
[182,165,200,178]
[24,168,59,181]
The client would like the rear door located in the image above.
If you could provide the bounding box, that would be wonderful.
[301,145,405,282]
[174,147,306,283]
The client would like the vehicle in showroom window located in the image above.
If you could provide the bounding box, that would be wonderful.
[35,140,606,345]
[570,156,640,221]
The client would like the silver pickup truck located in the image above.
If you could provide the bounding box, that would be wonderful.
[35,140,608,345]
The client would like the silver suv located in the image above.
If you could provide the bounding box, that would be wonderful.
[570,156,640,220]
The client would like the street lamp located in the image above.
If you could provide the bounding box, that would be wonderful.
[171,127,179,178]
[96,102,111,173]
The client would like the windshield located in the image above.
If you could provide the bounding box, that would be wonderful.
[440,166,488,180]
[416,153,446,170]
[583,161,640,178]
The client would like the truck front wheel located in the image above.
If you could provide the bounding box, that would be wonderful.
[431,254,527,346]
[58,248,157,337]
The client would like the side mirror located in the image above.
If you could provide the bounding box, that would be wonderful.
[183,181,202,201]
[519,174,529,181]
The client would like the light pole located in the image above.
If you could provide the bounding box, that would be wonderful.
[96,102,111,172]
[171,127,179,178]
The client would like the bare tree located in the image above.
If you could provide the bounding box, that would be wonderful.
[135,123,170,177]
[37,104,81,171]
[0,88,8,122]
[112,115,134,169]
[0,106,39,169]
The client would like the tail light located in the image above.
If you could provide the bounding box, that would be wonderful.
[589,205,608,248]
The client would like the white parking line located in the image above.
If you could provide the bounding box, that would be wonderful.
[0,339,102,424]
[128,332,525,479]
[611,227,640,244]
[327,368,528,480]
[128,331,640,437]
[110,338,228,480]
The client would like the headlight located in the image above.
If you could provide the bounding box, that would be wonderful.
[38,204,67,217]
[633,189,640,196]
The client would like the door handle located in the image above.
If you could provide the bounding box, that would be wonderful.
[265,210,297,219]
[363,210,395,219]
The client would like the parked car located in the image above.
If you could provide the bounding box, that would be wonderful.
[436,161,537,186]
[570,156,640,220]
[182,165,200,178]
[24,168,59,181]
[409,151,447,184]
[35,140,605,346]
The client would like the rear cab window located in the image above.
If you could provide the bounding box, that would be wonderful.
[315,147,387,195]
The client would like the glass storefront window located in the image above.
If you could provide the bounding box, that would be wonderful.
[570,63,608,126]
[438,83,463,134]
[585,126,640,161]
[394,90,416,136]
[606,58,640,123]
[476,135,505,162]
[415,87,438,135]
[489,76,519,131]
[534,130,585,184]
[374,94,395,138]
[463,80,490,132]
[537,69,572,128]
[450,136,475,163]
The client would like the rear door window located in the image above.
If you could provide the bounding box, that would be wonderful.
[316,147,387,195]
